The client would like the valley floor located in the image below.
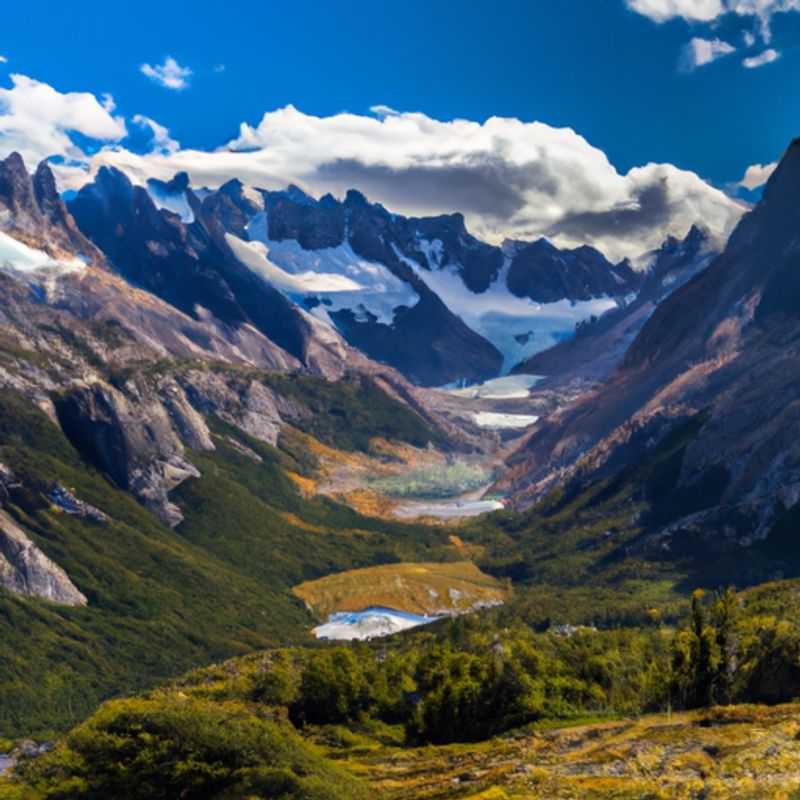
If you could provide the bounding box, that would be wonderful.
[339,704,800,799]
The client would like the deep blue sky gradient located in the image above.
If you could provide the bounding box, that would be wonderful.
[2,1,798,184]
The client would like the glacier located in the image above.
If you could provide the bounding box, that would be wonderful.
[396,240,618,372]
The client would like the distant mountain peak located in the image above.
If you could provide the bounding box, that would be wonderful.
[0,152,104,266]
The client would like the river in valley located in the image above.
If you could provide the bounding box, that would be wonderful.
[392,497,504,520]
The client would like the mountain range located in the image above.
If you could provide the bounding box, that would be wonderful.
[65,162,650,385]
[3,136,800,795]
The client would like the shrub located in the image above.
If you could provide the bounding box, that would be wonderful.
[15,697,367,800]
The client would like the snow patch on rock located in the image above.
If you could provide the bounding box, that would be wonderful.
[444,374,545,399]
[146,185,195,224]
[231,213,420,326]
[0,231,85,276]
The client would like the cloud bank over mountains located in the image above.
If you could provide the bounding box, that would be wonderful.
[0,71,746,262]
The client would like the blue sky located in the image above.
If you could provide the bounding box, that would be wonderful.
[3,0,797,182]
[0,0,796,258]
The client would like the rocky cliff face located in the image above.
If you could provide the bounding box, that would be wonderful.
[69,167,321,369]
[505,239,639,303]
[54,379,208,527]
[0,153,104,266]
[0,504,86,606]
[68,172,505,386]
[501,140,800,553]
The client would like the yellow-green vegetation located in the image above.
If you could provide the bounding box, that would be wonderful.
[0,390,452,738]
[6,695,368,800]
[262,373,447,453]
[293,561,510,617]
[7,581,800,798]
[368,462,493,500]
[343,704,800,799]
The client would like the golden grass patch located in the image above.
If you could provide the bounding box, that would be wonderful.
[286,471,317,497]
[292,560,509,617]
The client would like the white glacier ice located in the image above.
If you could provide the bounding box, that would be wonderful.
[444,374,545,399]
[313,607,441,641]
[235,212,420,325]
[146,185,195,224]
[472,412,540,429]
[396,240,618,372]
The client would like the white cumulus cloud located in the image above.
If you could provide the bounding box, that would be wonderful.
[133,114,180,154]
[728,0,800,41]
[79,105,745,261]
[0,56,7,64]
[140,56,192,90]
[0,71,747,264]
[628,0,800,42]
[0,74,126,167]
[626,0,725,22]
[742,47,781,66]
[680,37,737,70]
[739,161,777,189]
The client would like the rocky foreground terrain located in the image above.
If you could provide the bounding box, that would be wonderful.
[347,704,800,799]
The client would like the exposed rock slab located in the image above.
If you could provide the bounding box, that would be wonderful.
[0,509,86,606]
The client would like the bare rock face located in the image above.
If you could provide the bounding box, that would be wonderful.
[0,510,87,606]
[53,379,212,527]
[176,370,287,446]
[68,166,319,370]
[502,139,800,552]
[506,238,640,303]
[0,152,104,266]
[513,226,717,381]
[0,462,19,506]
[48,483,109,522]
[264,185,346,249]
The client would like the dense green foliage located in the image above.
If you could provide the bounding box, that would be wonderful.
[368,461,492,499]
[12,697,367,800]
[280,584,800,744]
[6,583,800,797]
[262,373,446,452]
[284,622,669,744]
[670,587,800,708]
[0,391,445,738]
[112,585,798,749]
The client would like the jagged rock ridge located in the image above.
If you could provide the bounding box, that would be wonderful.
[501,139,800,556]
[68,167,644,385]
